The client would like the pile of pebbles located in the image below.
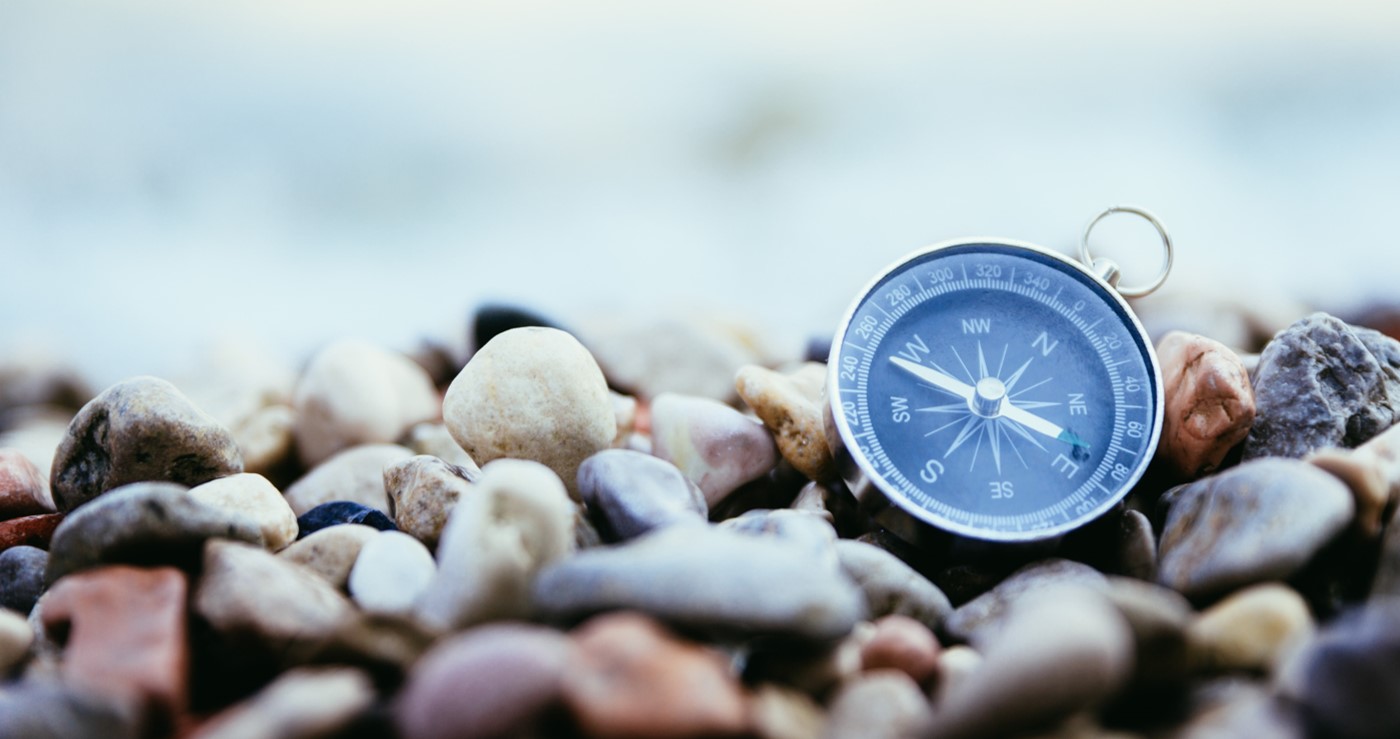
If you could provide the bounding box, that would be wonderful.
[3,300,1400,739]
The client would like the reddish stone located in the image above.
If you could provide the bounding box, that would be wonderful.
[0,450,52,519]
[0,512,63,551]
[42,565,190,727]
[860,614,942,687]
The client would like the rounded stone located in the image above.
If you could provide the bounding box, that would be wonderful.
[834,539,953,631]
[577,449,706,541]
[189,473,298,551]
[1103,576,1194,683]
[348,531,436,616]
[1156,331,1257,480]
[824,670,933,739]
[276,524,379,590]
[735,362,835,482]
[383,455,473,548]
[0,448,53,518]
[292,339,441,468]
[942,559,1108,647]
[0,512,64,551]
[1187,583,1313,674]
[860,615,942,686]
[283,444,414,516]
[296,501,397,538]
[443,327,614,499]
[0,607,33,674]
[0,545,48,613]
[650,392,779,507]
[50,376,244,513]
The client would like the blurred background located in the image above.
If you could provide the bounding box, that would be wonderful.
[3,0,1400,387]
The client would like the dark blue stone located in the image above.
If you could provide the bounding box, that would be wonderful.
[296,501,396,539]
[0,545,48,614]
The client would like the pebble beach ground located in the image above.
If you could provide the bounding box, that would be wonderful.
[3,295,1400,739]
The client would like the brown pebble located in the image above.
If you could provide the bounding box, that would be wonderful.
[1309,420,1400,537]
[0,449,53,518]
[859,615,941,687]
[0,512,63,551]
[1156,332,1255,480]
[735,363,836,482]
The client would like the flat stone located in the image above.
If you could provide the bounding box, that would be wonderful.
[443,327,614,499]
[296,501,396,538]
[577,449,706,540]
[533,524,866,641]
[563,612,752,739]
[189,473,298,551]
[1156,332,1256,480]
[188,667,375,739]
[277,524,379,590]
[347,531,436,616]
[1278,599,1400,739]
[0,512,63,551]
[1186,583,1312,674]
[824,670,932,739]
[383,455,473,548]
[46,482,262,583]
[1157,459,1353,599]
[0,681,140,739]
[40,566,189,723]
[650,392,779,507]
[292,339,440,468]
[835,539,953,631]
[0,607,32,673]
[283,443,414,516]
[721,509,839,566]
[420,459,576,630]
[0,545,47,613]
[49,376,243,512]
[943,559,1108,646]
[395,623,574,739]
[860,614,942,686]
[1244,313,1400,461]
[0,448,53,518]
[735,362,836,482]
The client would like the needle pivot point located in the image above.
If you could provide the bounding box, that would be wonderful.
[972,377,1006,417]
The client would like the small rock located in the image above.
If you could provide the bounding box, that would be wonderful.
[0,545,47,613]
[835,539,953,630]
[1157,459,1353,599]
[443,327,614,499]
[277,524,379,590]
[1310,419,1400,537]
[932,646,983,704]
[577,449,707,540]
[792,481,870,539]
[0,681,140,739]
[189,667,375,739]
[348,531,436,616]
[0,448,53,518]
[1186,583,1312,674]
[1244,313,1400,460]
[533,524,865,641]
[860,614,942,686]
[736,362,836,482]
[399,422,481,473]
[296,501,397,538]
[420,459,575,630]
[584,316,765,402]
[0,512,63,551]
[395,623,574,739]
[189,473,298,551]
[924,586,1134,739]
[291,339,440,468]
[0,607,32,673]
[943,559,1108,646]
[49,376,243,512]
[1156,332,1256,480]
[823,669,932,739]
[1115,509,1157,581]
[1103,576,1194,683]
[231,404,297,479]
[563,612,752,739]
[650,392,779,507]
[750,685,826,739]
[722,509,839,566]
[383,455,473,548]
[46,482,262,583]
[1277,599,1400,739]
[283,443,414,516]
[178,339,298,477]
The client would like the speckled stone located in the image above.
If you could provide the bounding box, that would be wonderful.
[943,559,1108,646]
[283,443,414,516]
[0,544,47,613]
[650,392,779,507]
[347,531,436,616]
[189,473,298,551]
[296,501,397,538]
[735,362,836,482]
[190,667,375,739]
[276,524,379,590]
[0,448,53,518]
[383,455,473,548]
[1157,459,1353,599]
[49,376,243,512]
[1186,583,1312,674]
[1156,332,1256,480]
[577,449,707,540]
[835,539,953,631]
[292,339,441,468]
[0,512,63,551]
[1244,313,1400,461]
[824,670,932,739]
[46,482,263,584]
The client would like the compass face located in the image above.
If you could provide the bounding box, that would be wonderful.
[828,241,1163,542]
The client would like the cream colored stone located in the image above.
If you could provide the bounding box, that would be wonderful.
[277,524,380,590]
[736,362,835,482]
[0,607,33,673]
[190,667,375,739]
[190,473,299,551]
[1186,583,1313,674]
[348,531,436,616]
[383,455,472,549]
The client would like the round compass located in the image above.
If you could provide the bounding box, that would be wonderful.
[825,210,1170,544]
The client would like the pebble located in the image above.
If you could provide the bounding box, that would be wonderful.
[1372,501,1400,598]
[443,327,614,499]
[420,459,575,630]
[1244,313,1400,460]
[49,376,244,512]
[1156,332,1256,480]
[1103,576,1194,683]
[291,339,440,468]
[1156,458,1353,599]
[194,540,356,659]
[924,586,1134,739]
[577,449,707,540]
[532,524,866,641]
[0,448,53,518]
[230,404,297,479]
[189,473,298,551]
[0,512,64,551]
[650,392,779,507]
[1115,509,1158,581]
[1186,583,1312,674]
[383,455,473,548]
[1309,418,1400,537]
[277,524,380,590]
[40,566,189,723]
[563,612,752,739]
[395,623,573,739]
[178,339,298,477]
[400,421,482,472]
[1277,599,1400,739]
[735,362,836,482]
[0,680,140,739]
[283,443,414,516]
[347,530,436,616]
[932,645,983,704]
[722,509,840,566]
[46,482,263,583]
[942,559,1108,646]
[296,500,397,538]
[823,669,933,739]
[749,685,826,739]
[189,667,375,739]
[0,607,32,673]
[859,614,942,686]
[0,545,47,613]
[584,315,764,402]
[834,539,953,630]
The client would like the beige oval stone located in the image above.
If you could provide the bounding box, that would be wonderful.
[1186,583,1313,674]
[189,473,298,551]
[736,363,835,482]
[383,455,472,549]
[277,524,380,590]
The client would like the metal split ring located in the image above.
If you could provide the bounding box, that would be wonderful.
[1079,205,1173,298]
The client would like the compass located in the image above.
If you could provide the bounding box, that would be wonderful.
[825,207,1172,545]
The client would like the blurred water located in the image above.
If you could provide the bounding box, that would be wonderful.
[3,0,1400,386]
